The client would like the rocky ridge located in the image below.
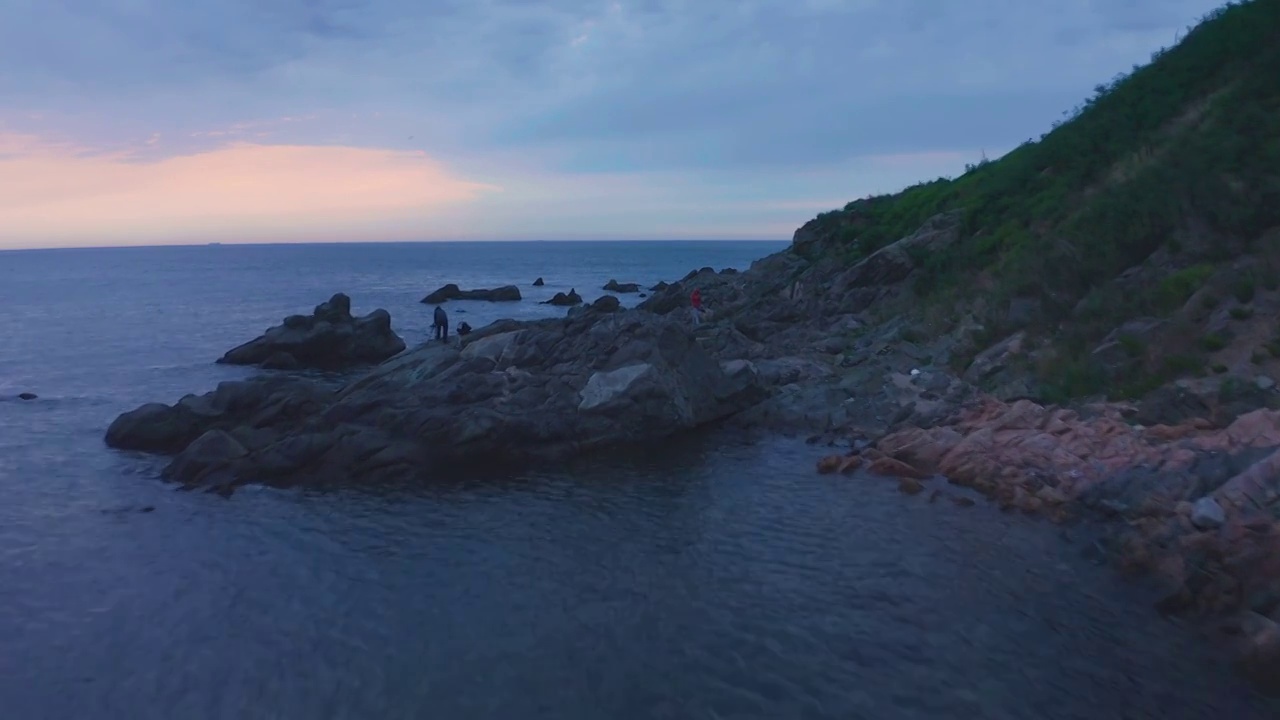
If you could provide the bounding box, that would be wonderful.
[218,293,406,370]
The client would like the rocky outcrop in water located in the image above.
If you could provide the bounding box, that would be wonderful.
[108,310,767,492]
[603,279,641,293]
[543,289,583,306]
[421,284,522,303]
[533,277,545,286]
[813,392,1280,684]
[217,293,406,370]
[105,377,335,454]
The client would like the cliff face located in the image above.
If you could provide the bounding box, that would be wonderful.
[732,0,1280,407]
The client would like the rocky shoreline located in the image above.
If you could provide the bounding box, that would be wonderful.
[105,230,1280,691]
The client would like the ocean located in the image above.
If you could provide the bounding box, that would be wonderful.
[0,240,1273,719]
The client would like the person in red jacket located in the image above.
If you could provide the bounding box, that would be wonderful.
[690,288,703,326]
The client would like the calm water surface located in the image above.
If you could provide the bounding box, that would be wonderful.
[0,242,1274,718]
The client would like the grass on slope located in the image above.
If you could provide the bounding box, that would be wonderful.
[801,0,1280,399]
[807,0,1280,296]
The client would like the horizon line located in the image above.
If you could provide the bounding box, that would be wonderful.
[0,237,793,254]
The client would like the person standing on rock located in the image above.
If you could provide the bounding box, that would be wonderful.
[690,288,703,326]
[433,305,449,342]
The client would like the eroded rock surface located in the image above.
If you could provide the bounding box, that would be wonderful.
[109,310,767,490]
[218,293,405,370]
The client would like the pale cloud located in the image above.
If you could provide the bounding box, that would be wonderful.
[0,133,497,248]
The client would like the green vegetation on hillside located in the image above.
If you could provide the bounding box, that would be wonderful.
[799,0,1280,400]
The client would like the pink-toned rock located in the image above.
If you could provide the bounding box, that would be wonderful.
[816,455,844,474]
[867,456,931,480]
[817,453,863,474]
[1035,486,1068,505]
[876,426,961,475]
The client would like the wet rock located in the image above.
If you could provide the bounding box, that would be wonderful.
[816,454,862,474]
[112,310,767,487]
[219,293,406,370]
[543,289,583,306]
[569,295,621,317]
[867,456,931,480]
[533,277,545,286]
[162,429,248,486]
[1191,497,1227,529]
[603,279,641,293]
[261,351,299,370]
[897,477,925,495]
[421,284,522,303]
[105,377,335,455]
[17,392,36,400]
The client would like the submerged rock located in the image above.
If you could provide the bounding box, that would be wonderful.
[17,392,37,400]
[421,284,522,303]
[218,293,406,370]
[108,310,767,489]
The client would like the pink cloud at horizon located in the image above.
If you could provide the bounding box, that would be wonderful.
[0,133,499,249]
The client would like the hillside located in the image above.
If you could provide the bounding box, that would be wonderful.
[789,0,1280,403]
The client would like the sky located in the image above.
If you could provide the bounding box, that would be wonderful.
[0,0,1230,249]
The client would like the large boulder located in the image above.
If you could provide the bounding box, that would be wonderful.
[218,293,406,370]
[107,310,768,489]
[421,284,522,303]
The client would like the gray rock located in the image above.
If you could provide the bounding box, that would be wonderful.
[162,429,248,485]
[109,310,767,487]
[421,284,522,303]
[603,279,641,293]
[218,293,406,370]
[1257,375,1276,391]
[533,277,545,286]
[105,378,334,455]
[543,289,583,306]
[17,392,37,400]
[828,211,961,289]
[569,295,621,318]
[1135,382,1212,427]
[1190,496,1226,529]
[963,331,1027,385]
[579,364,654,412]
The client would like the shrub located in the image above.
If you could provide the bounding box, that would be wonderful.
[1232,274,1257,303]
[1117,333,1146,357]
[1201,333,1229,351]
[1155,265,1216,312]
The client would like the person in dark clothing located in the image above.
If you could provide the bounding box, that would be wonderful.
[690,288,703,326]
[433,305,449,341]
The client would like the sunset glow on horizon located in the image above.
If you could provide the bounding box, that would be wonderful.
[0,0,1228,250]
